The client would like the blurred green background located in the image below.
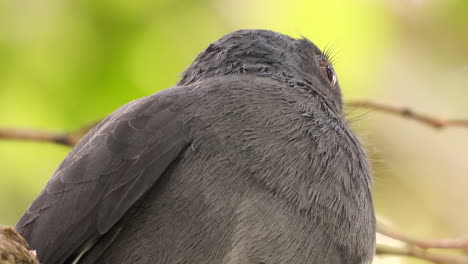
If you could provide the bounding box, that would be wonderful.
[1,0,467,263]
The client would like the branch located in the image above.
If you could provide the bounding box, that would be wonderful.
[377,220,468,264]
[0,226,39,264]
[0,122,97,147]
[346,100,468,129]
[378,221,468,251]
[376,244,468,264]
[0,100,467,146]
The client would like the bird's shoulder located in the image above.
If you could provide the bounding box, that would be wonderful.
[16,86,191,264]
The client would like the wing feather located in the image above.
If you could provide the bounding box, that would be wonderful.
[16,87,189,264]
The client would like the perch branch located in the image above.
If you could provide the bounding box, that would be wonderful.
[376,244,468,264]
[377,221,468,264]
[0,100,467,147]
[346,100,468,129]
[378,221,468,251]
[0,225,39,264]
[0,123,96,147]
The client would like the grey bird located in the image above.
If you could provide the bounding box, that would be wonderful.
[16,29,376,264]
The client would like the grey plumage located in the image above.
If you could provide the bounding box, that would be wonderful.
[16,29,376,264]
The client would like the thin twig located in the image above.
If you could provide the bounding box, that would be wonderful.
[0,101,467,146]
[346,100,468,129]
[377,221,468,263]
[376,244,468,264]
[378,221,468,251]
[0,123,96,147]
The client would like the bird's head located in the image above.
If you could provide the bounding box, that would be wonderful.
[179,29,343,113]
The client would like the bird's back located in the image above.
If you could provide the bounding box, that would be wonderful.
[82,75,375,264]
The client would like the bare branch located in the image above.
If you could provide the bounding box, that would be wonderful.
[0,100,467,146]
[376,244,468,264]
[346,100,468,129]
[377,221,468,263]
[0,123,97,147]
[0,225,39,264]
[378,221,468,251]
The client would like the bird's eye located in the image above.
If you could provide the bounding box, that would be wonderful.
[319,58,337,87]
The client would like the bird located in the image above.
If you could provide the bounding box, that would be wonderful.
[16,29,376,264]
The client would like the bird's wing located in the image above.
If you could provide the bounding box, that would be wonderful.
[16,87,189,264]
